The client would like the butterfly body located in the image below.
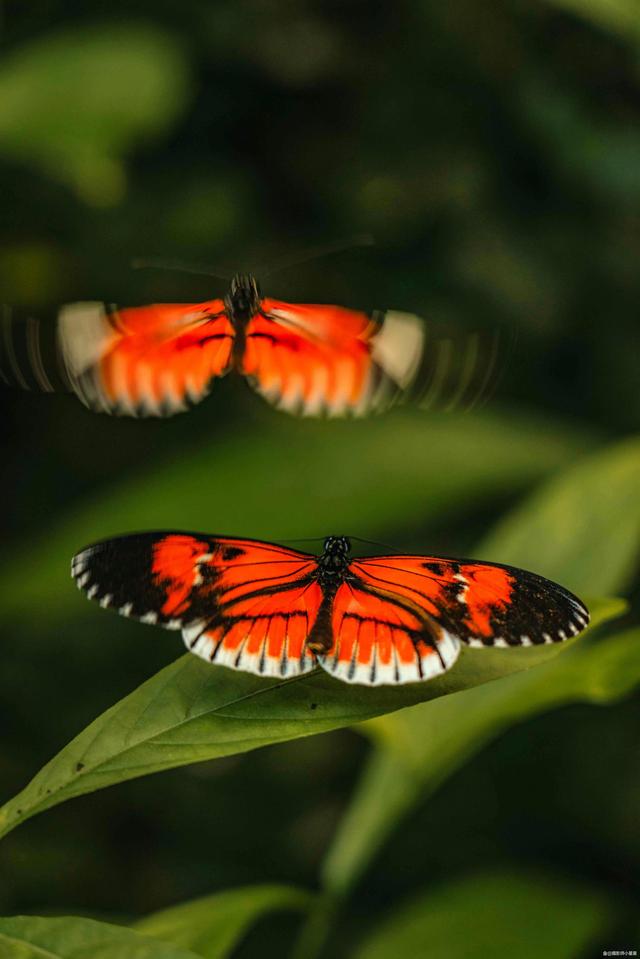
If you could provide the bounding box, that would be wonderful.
[224,273,263,325]
[72,532,589,686]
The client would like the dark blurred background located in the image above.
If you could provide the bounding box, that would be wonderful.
[0,1,639,956]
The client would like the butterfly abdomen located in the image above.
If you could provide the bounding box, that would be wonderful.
[306,588,337,654]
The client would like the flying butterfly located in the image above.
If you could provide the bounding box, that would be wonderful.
[71,533,589,686]
[1,273,501,418]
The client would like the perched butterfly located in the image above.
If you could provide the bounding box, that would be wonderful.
[1,275,499,418]
[71,533,589,686]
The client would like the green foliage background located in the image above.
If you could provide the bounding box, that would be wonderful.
[0,1,639,957]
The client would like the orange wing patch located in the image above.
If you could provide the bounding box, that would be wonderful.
[316,582,460,685]
[241,300,425,416]
[457,563,513,637]
[350,556,459,618]
[152,534,212,617]
[187,579,323,678]
[58,300,234,415]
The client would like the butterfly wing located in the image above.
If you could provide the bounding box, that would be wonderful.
[60,301,235,415]
[1,301,234,415]
[72,533,322,677]
[316,555,589,686]
[240,300,425,416]
[317,580,461,685]
[349,555,590,648]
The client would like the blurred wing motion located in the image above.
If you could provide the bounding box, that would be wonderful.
[242,300,504,416]
[2,301,234,415]
[242,301,425,416]
[72,533,590,687]
[2,295,505,418]
[72,533,321,678]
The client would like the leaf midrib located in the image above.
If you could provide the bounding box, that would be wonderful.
[0,668,327,833]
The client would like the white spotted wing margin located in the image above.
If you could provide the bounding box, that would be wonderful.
[70,533,591,688]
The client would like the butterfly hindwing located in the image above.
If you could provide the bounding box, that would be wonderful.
[350,555,590,648]
[316,581,460,685]
[184,579,322,678]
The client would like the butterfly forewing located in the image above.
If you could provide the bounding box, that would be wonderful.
[350,555,590,648]
[72,534,322,677]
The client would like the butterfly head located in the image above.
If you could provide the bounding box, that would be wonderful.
[226,273,262,323]
[323,535,351,554]
[318,535,351,583]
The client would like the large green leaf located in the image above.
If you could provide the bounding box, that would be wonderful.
[0,915,201,959]
[480,435,640,595]
[135,884,311,959]
[353,870,615,959]
[0,25,190,204]
[0,408,590,627]
[324,606,633,895]
[0,610,596,842]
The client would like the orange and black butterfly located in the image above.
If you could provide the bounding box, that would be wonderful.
[71,533,589,685]
[1,275,499,418]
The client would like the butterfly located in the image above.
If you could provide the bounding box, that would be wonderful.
[71,532,589,685]
[1,275,498,418]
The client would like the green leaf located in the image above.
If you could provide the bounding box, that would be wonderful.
[0,408,590,628]
[0,915,201,959]
[0,25,190,204]
[322,600,630,894]
[480,435,640,595]
[353,869,615,959]
[0,604,598,842]
[135,884,311,959]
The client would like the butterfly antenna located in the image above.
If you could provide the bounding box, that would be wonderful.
[283,536,327,546]
[257,233,375,278]
[285,535,403,553]
[131,257,233,282]
[348,536,404,554]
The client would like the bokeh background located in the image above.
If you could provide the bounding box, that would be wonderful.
[1,1,639,957]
